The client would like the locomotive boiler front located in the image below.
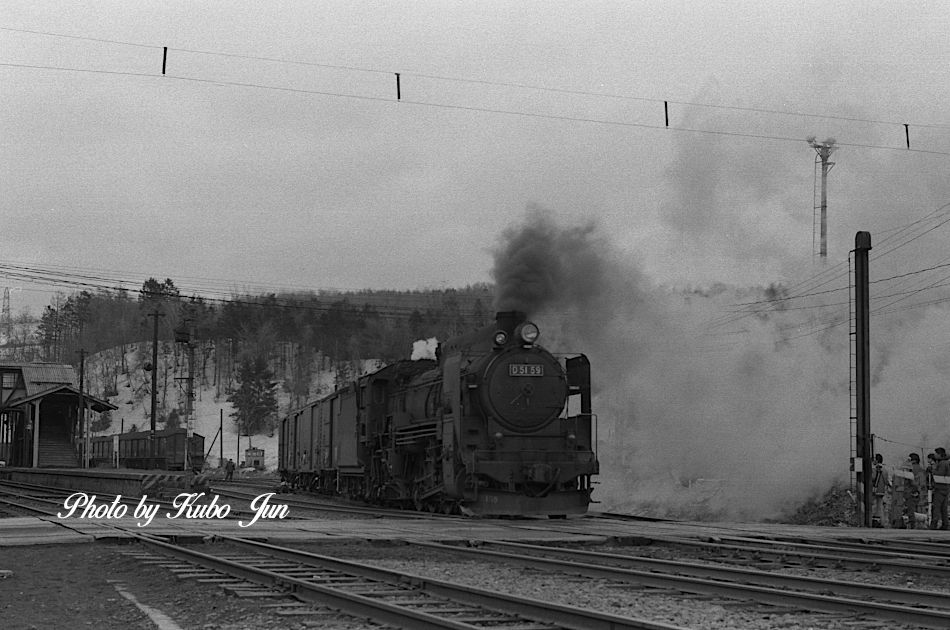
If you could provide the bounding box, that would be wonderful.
[441,311,598,516]
[479,338,568,432]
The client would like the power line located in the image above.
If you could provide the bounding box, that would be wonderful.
[3,59,950,157]
[871,261,950,285]
[0,259,369,300]
[652,205,950,343]
[4,24,950,132]
[705,201,950,333]
[0,260,491,321]
[729,260,950,310]
[724,279,950,313]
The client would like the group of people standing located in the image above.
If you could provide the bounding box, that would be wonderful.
[871,447,949,529]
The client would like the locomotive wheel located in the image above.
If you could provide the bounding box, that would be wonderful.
[376,483,401,507]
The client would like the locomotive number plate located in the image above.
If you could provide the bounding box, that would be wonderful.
[509,364,544,376]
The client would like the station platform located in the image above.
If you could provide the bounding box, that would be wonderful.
[0,466,200,498]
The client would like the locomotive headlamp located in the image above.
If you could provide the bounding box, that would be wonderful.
[493,331,508,346]
[519,322,540,344]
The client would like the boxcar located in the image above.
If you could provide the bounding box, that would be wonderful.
[91,428,204,470]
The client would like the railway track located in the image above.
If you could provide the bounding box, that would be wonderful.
[7,477,949,627]
[0,480,82,516]
[0,496,50,517]
[410,538,950,628]
[0,479,271,523]
[114,527,950,629]
[501,517,950,577]
[734,531,950,561]
[123,533,685,630]
[646,533,950,577]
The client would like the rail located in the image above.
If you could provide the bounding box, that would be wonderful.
[410,539,950,629]
[131,533,687,630]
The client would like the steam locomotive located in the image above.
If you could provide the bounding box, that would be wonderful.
[279,311,598,516]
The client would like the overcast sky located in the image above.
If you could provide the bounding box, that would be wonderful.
[2,1,949,314]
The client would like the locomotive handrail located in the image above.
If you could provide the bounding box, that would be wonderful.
[593,412,598,461]
[563,411,598,461]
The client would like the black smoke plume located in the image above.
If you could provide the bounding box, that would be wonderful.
[491,204,609,315]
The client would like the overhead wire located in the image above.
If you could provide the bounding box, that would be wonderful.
[705,200,950,335]
[0,258,373,301]
[3,24,950,131]
[4,59,950,159]
[671,266,934,350]
[0,260,488,322]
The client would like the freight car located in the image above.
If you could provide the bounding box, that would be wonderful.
[280,311,598,516]
[90,428,205,471]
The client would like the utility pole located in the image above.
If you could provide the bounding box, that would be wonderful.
[174,320,195,470]
[807,137,837,261]
[853,231,872,527]
[187,334,195,468]
[77,348,87,468]
[146,310,164,466]
[1,288,11,345]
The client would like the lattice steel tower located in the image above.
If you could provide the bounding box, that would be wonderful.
[808,137,837,261]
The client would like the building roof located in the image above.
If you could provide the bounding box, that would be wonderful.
[0,362,78,396]
[19,364,78,396]
[0,363,114,412]
[11,384,117,413]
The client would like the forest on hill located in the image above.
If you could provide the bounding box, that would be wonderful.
[13,278,496,437]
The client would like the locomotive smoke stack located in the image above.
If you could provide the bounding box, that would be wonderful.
[495,310,527,333]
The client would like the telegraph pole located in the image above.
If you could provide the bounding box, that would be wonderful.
[77,348,87,468]
[147,310,164,466]
[174,320,195,470]
[808,137,837,261]
[853,232,872,527]
[187,333,195,469]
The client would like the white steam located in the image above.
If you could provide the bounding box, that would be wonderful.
[492,207,949,521]
[411,338,439,361]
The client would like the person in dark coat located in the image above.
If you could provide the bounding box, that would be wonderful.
[931,447,949,530]
[871,453,890,528]
[225,458,235,482]
[900,453,926,529]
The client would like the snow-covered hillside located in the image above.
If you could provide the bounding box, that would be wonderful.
[83,341,382,471]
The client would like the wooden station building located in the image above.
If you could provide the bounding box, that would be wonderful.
[0,363,116,468]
